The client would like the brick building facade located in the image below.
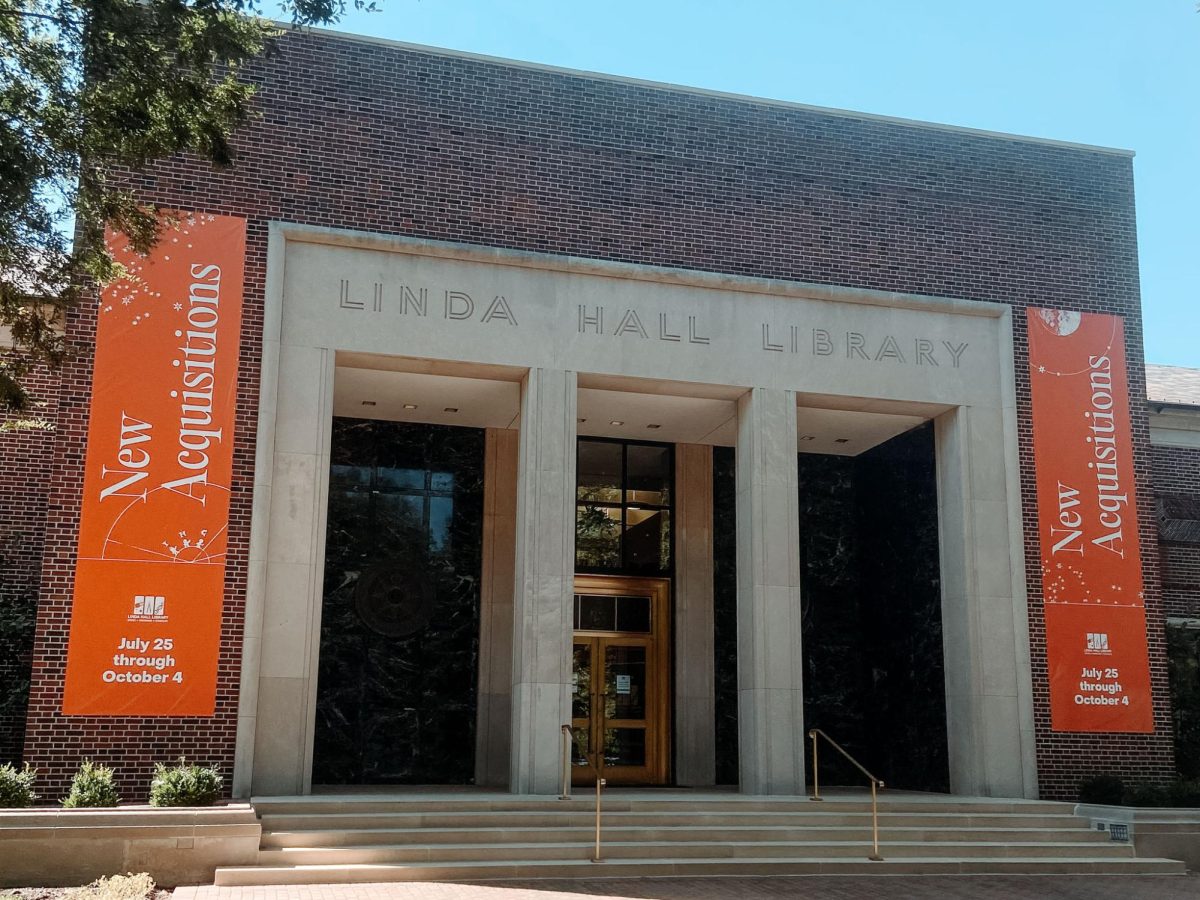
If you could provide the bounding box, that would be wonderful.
[0,26,1193,801]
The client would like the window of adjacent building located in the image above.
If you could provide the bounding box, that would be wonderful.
[575,438,672,574]
[1167,620,1200,781]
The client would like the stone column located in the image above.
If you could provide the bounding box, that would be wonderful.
[248,342,335,796]
[935,405,1037,798]
[735,387,806,795]
[475,428,519,787]
[674,443,716,786]
[509,369,577,794]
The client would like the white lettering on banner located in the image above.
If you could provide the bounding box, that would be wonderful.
[167,263,224,501]
[99,413,154,501]
[1086,354,1126,557]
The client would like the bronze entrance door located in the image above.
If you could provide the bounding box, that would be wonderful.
[570,575,669,786]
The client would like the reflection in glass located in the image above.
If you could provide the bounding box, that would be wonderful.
[577,594,616,631]
[604,727,646,767]
[429,496,453,552]
[575,439,672,574]
[605,644,646,720]
[625,508,670,572]
[577,441,622,503]
[572,725,591,767]
[327,491,371,534]
[626,443,670,505]
[576,505,621,569]
[572,643,592,718]
[615,596,651,633]
[376,493,424,532]
[377,466,424,490]
[330,464,370,488]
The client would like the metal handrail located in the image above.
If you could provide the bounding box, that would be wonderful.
[807,728,885,861]
[561,724,606,862]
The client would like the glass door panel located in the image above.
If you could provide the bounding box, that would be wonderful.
[571,575,669,785]
[604,643,646,720]
[571,641,595,773]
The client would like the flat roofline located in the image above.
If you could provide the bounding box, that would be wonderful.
[286,23,1136,159]
[1149,400,1200,412]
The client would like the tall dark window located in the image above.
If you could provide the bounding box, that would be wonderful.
[575,438,672,575]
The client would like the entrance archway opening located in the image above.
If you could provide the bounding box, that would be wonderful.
[715,400,951,792]
[311,356,520,786]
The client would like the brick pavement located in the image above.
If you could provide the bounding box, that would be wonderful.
[173,875,1200,900]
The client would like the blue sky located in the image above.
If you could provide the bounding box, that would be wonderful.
[333,0,1198,367]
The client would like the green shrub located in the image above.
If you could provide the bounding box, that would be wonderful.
[1078,774,1200,807]
[63,872,154,900]
[0,762,38,807]
[62,760,121,808]
[1078,774,1124,805]
[1166,779,1200,808]
[1123,780,1169,807]
[149,758,222,807]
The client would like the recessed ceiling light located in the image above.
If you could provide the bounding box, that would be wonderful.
[577,418,587,424]
[361,400,377,406]
[834,438,850,444]
[443,407,459,413]
[646,423,661,429]
[798,434,815,441]
[610,420,624,426]
[403,403,418,410]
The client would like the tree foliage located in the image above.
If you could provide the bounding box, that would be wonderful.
[0,0,373,413]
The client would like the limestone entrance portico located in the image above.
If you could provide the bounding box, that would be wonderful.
[234,223,1036,800]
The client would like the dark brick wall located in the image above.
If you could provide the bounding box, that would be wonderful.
[0,366,58,767]
[1154,443,1200,621]
[21,27,1176,798]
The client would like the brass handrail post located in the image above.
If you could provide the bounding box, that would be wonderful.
[807,728,885,861]
[563,722,606,862]
[591,776,606,863]
[868,778,883,861]
[560,724,572,800]
[808,729,822,801]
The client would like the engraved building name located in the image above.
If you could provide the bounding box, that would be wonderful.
[333,278,971,368]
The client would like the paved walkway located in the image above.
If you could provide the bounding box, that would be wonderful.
[174,875,1200,900]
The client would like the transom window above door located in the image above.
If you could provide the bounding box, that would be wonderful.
[575,438,672,574]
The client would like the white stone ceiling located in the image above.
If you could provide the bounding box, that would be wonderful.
[331,363,944,456]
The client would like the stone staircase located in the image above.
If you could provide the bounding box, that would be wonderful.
[212,791,1186,885]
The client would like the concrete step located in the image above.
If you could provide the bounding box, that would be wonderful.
[258,810,1091,831]
[213,855,1187,886]
[260,824,1110,848]
[255,839,1137,866]
[252,796,1079,816]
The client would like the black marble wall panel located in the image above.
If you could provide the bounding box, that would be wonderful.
[712,446,739,785]
[312,418,485,785]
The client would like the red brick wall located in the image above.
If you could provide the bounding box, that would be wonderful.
[21,27,1175,799]
[1153,443,1200,620]
[0,366,59,766]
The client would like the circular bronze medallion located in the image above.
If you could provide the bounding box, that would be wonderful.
[354,561,435,637]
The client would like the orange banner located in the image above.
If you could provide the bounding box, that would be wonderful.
[1027,308,1152,732]
[62,213,245,716]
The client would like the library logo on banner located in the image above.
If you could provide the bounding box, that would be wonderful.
[129,595,167,622]
[1086,632,1111,656]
